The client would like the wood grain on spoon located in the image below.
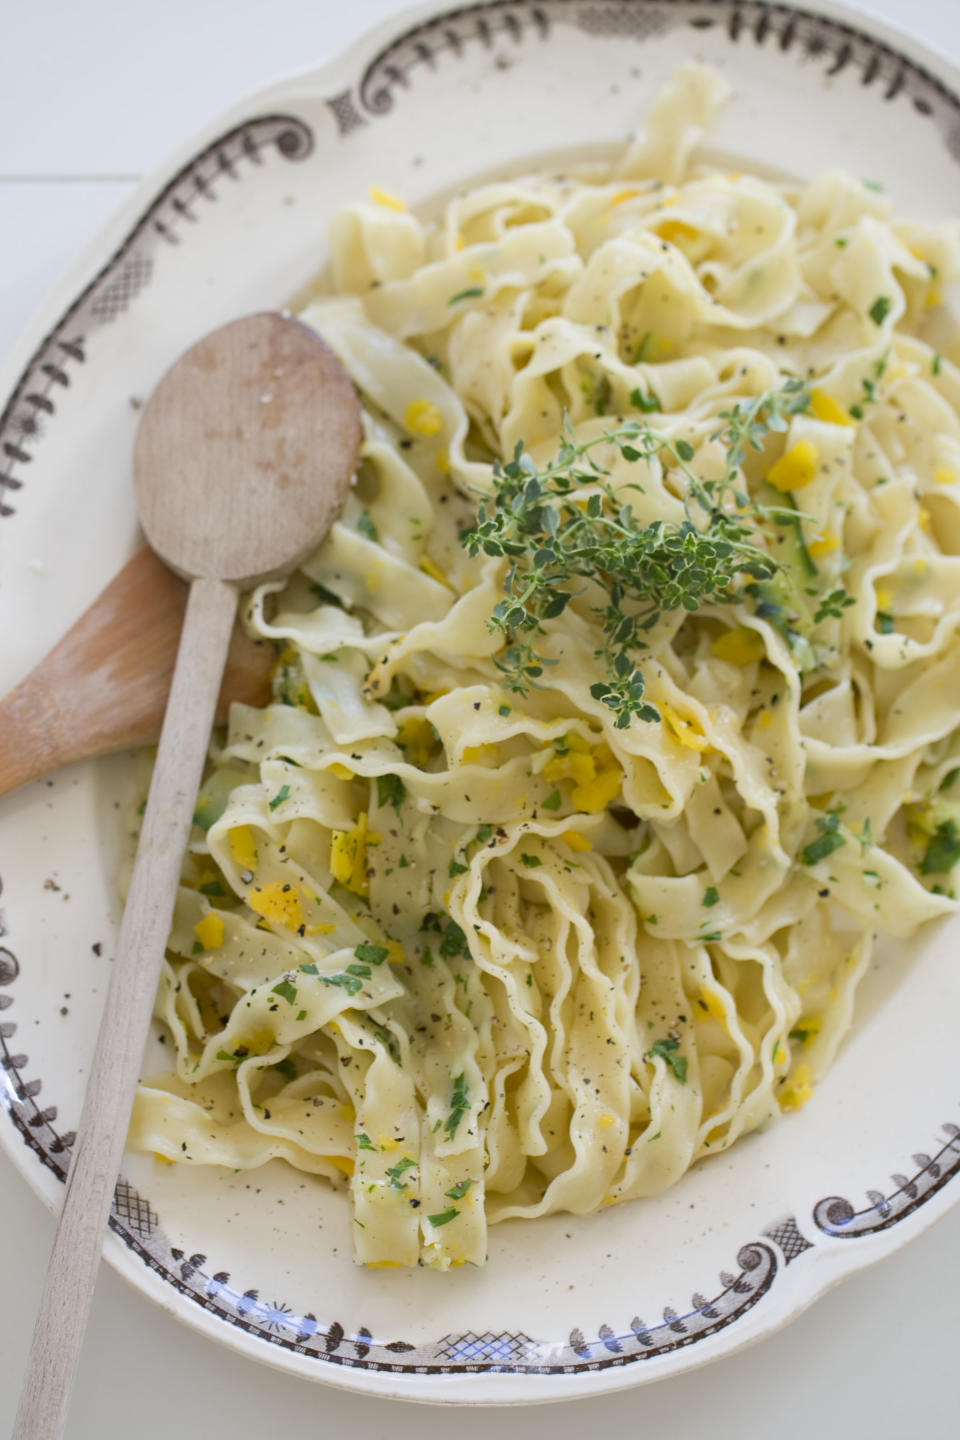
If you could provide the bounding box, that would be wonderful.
[13,312,361,1440]
[0,546,275,799]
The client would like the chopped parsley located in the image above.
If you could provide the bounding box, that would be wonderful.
[199,880,226,897]
[868,295,892,326]
[357,509,379,542]
[449,859,469,878]
[444,1072,470,1141]
[630,385,660,414]
[319,972,365,997]
[475,824,494,844]
[354,942,389,966]
[542,790,563,811]
[876,610,895,634]
[356,1133,377,1151]
[498,703,512,716]
[445,1179,472,1200]
[427,1208,459,1228]
[376,773,407,814]
[520,853,542,868]
[449,286,485,305]
[801,812,847,866]
[933,352,943,376]
[268,784,291,811]
[439,918,470,959]
[633,330,653,363]
[644,1036,688,1084]
[702,886,719,908]
[271,979,298,1006]
[919,818,960,875]
[274,1057,298,1080]
[386,1155,418,1190]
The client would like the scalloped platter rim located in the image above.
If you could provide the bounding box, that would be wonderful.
[1,0,960,1405]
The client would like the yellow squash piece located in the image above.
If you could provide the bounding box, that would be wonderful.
[767,439,820,492]
[369,185,406,212]
[711,627,765,666]
[809,389,855,427]
[248,881,304,931]
[659,701,710,752]
[193,913,224,951]
[404,399,444,437]
[330,813,372,897]
[228,825,258,872]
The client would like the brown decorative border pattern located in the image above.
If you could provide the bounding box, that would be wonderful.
[4,0,960,1380]
[0,115,312,520]
[324,0,960,165]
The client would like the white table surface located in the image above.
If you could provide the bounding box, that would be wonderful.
[2,1,960,1435]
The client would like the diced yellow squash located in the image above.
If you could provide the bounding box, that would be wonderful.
[228,825,258,872]
[571,766,622,813]
[404,399,444,437]
[329,813,371,896]
[659,701,710,752]
[193,913,225,951]
[810,389,855,427]
[248,881,304,931]
[328,1155,355,1176]
[419,555,450,586]
[369,185,406,211]
[767,439,820,492]
[397,716,436,769]
[808,531,840,559]
[329,762,354,781]
[711,627,765,666]
[935,465,956,485]
[560,830,592,852]
[779,1063,815,1112]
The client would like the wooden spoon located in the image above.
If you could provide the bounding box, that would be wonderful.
[13,312,361,1440]
[0,545,275,799]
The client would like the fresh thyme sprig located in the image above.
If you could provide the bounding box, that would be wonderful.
[460,379,811,728]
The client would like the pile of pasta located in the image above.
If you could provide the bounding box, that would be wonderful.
[130,66,960,1268]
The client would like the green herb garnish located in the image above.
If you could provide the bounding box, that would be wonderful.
[814,587,856,625]
[520,853,542,868]
[357,509,379,542]
[356,1132,377,1151]
[445,1179,472,1199]
[271,979,297,1005]
[868,295,892,326]
[460,379,809,728]
[376,773,407,814]
[630,385,660,414]
[444,1072,470,1141]
[427,1208,459,1228]
[354,943,389,966]
[644,1036,688,1084]
[449,286,485,305]
[702,886,719,908]
[920,818,960,875]
[268,784,291,811]
[542,790,563,811]
[801,812,847,866]
[449,859,469,878]
[386,1155,418,1190]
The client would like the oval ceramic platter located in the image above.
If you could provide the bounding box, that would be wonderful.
[1,0,959,1406]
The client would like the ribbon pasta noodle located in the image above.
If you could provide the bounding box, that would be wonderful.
[130,65,960,1269]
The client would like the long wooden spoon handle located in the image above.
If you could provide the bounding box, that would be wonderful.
[13,576,237,1440]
